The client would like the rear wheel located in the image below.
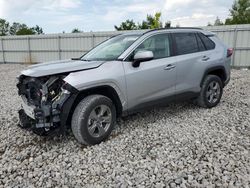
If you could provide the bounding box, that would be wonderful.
[71,95,116,145]
[195,75,223,108]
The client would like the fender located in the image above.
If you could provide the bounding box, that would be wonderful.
[76,82,127,110]
[60,84,125,130]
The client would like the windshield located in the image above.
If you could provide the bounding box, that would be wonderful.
[82,34,140,61]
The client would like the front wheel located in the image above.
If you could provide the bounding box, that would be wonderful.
[195,75,223,108]
[71,95,116,145]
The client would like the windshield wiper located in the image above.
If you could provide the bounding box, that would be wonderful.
[71,57,90,61]
[71,57,81,60]
[81,59,90,61]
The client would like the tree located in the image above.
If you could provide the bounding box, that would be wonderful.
[138,21,148,29]
[9,22,22,35]
[114,12,171,30]
[71,28,83,33]
[207,22,212,26]
[32,25,44,34]
[9,23,32,35]
[16,24,36,35]
[114,20,138,30]
[225,0,250,25]
[1,18,44,35]
[114,12,171,31]
[165,21,172,28]
[12,24,43,35]
[146,12,162,29]
[138,12,163,29]
[214,17,224,26]
[0,19,9,36]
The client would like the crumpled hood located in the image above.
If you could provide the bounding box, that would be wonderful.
[21,59,105,77]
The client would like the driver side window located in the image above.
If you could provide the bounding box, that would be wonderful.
[129,33,171,61]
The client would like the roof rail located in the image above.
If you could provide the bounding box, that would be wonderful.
[143,27,203,34]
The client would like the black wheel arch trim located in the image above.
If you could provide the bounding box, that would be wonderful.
[200,66,227,87]
[60,85,123,132]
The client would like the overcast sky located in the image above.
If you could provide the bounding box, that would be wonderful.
[0,0,234,34]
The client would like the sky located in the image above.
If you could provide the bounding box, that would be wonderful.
[0,0,234,34]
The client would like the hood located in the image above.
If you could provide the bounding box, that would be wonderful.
[21,59,105,77]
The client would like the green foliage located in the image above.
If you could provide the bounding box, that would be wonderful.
[16,27,36,35]
[138,12,163,29]
[115,12,171,30]
[165,21,172,28]
[225,0,250,24]
[71,28,83,33]
[32,25,44,35]
[9,22,23,35]
[214,17,224,26]
[152,12,163,28]
[15,24,43,35]
[114,20,138,30]
[0,19,10,36]
[0,18,44,35]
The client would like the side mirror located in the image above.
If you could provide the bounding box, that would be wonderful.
[132,50,154,67]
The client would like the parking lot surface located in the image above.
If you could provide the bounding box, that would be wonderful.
[0,64,249,187]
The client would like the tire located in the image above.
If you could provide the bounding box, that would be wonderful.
[195,75,223,108]
[71,95,116,145]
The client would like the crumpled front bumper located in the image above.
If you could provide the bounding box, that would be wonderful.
[18,109,35,129]
[17,73,79,133]
[19,91,71,129]
[21,97,36,119]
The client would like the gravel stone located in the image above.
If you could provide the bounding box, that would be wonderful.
[0,64,249,187]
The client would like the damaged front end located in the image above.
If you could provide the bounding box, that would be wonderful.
[17,74,77,135]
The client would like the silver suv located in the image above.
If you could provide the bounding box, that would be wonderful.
[17,28,232,145]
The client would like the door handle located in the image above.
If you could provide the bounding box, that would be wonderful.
[202,56,210,61]
[164,64,176,70]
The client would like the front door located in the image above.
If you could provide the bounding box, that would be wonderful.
[123,33,178,111]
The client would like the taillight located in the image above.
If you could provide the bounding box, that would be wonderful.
[227,48,233,57]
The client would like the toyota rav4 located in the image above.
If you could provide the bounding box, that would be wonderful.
[17,28,232,145]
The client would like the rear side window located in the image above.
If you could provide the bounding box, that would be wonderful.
[198,33,215,50]
[174,33,199,55]
[196,33,206,51]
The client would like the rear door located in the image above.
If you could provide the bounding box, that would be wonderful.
[172,32,215,94]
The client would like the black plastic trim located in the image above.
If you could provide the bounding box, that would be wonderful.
[200,66,227,87]
[62,83,78,93]
[59,92,78,134]
[143,27,203,35]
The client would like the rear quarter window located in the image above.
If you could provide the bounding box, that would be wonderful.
[198,33,215,50]
[196,33,206,51]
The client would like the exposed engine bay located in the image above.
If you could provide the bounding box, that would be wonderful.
[17,74,76,135]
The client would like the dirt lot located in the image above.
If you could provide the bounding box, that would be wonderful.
[0,64,249,187]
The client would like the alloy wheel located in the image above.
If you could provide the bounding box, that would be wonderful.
[206,81,221,104]
[87,105,112,138]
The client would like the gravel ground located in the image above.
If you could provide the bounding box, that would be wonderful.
[0,64,249,188]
